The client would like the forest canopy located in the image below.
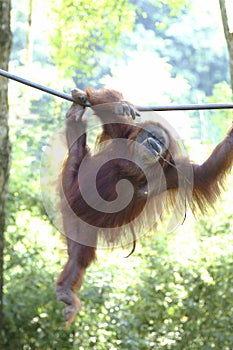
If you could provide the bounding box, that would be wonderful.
[1,0,233,349]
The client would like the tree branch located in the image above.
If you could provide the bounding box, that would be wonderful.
[219,0,233,91]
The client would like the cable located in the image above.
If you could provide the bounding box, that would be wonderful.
[1,68,233,112]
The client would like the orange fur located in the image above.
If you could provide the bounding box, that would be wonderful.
[57,88,233,326]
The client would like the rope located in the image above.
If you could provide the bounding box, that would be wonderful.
[1,68,233,112]
[0,68,74,102]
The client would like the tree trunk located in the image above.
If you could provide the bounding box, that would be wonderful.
[0,0,12,336]
[26,0,33,66]
[219,0,233,91]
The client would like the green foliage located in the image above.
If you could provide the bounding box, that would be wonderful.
[205,82,233,142]
[4,89,233,349]
[11,0,51,66]
[134,1,229,97]
[156,0,189,15]
[3,181,233,349]
[188,82,233,144]
[4,0,233,348]
[49,0,136,80]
